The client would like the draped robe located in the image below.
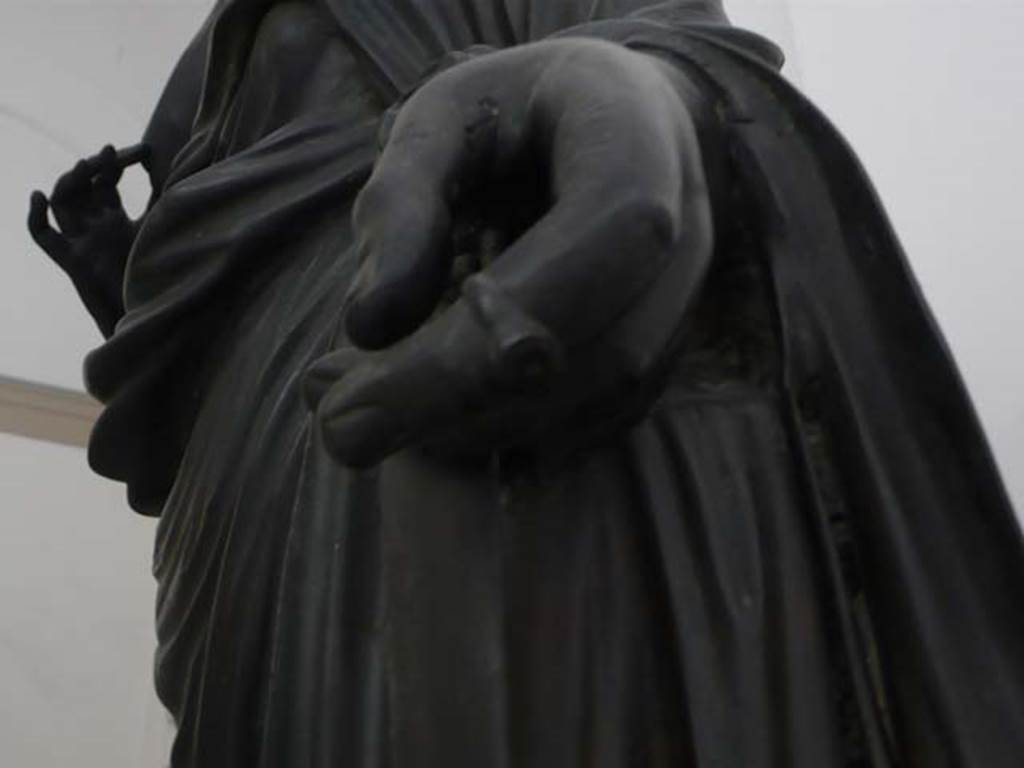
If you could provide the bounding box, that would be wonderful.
[82,1,1024,765]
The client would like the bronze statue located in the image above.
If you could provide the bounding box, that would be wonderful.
[27,1,1024,765]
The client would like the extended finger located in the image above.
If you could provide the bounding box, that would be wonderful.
[27,192,71,267]
[86,143,148,177]
[306,350,419,467]
[307,303,494,467]
[307,279,576,468]
[92,145,124,209]
[115,143,150,170]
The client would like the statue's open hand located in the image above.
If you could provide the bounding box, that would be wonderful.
[305,39,713,468]
[28,144,151,338]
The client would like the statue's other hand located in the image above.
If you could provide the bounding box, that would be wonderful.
[306,39,713,468]
[28,144,152,338]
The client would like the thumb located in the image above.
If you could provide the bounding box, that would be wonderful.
[345,174,453,350]
[345,81,501,350]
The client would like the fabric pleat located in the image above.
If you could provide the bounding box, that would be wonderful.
[80,1,1024,765]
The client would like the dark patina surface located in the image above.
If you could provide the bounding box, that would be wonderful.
[28,1,1024,766]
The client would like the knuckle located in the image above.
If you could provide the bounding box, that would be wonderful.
[404,75,459,116]
[610,193,680,251]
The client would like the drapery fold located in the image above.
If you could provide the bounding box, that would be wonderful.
[81,2,1023,765]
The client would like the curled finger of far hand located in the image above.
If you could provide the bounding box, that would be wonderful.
[90,145,126,210]
[27,191,71,266]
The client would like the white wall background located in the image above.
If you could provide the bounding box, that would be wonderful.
[0,1,1021,766]
[0,432,170,766]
